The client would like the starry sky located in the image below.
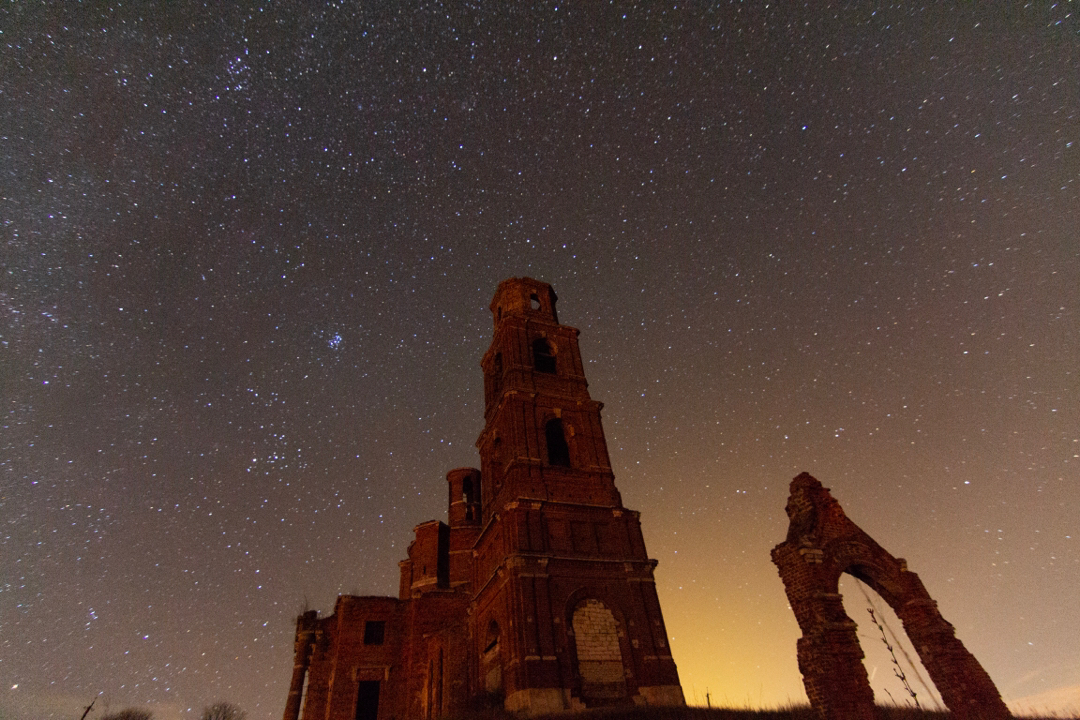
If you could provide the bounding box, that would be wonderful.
[2,3,1078,719]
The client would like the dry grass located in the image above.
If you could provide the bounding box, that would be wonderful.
[449,705,1080,720]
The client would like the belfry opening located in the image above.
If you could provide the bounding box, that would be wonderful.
[282,278,685,720]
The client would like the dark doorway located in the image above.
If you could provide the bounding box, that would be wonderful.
[355,680,380,720]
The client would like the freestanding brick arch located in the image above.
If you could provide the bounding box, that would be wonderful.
[771,473,1010,720]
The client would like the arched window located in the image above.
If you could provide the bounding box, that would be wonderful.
[546,419,571,467]
[532,338,556,374]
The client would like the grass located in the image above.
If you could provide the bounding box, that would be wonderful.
[450,704,1080,720]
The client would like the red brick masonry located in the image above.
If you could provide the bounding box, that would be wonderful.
[772,473,1010,720]
[283,279,684,720]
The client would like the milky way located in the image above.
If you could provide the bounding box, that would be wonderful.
[2,3,1077,719]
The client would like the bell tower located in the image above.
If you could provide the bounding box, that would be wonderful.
[281,278,683,720]
[477,277,621,520]
[470,278,684,714]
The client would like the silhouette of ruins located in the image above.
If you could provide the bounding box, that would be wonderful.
[772,472,1010,720]
[282,278,684,720]
[280,281,1013,720]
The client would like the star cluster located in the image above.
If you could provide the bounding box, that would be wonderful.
[2,3,1077,719]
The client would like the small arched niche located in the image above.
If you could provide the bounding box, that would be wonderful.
[482,620,502,694]
[489,352,504,398]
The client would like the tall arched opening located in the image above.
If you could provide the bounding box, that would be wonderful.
[835,573,943,710]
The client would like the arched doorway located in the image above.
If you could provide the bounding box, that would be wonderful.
[571,599,628,704]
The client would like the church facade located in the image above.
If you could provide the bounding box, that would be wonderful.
[282,278,684,720]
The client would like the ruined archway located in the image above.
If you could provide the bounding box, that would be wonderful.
[771,472,1010,720]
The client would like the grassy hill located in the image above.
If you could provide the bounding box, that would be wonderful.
[454,705,1076,720]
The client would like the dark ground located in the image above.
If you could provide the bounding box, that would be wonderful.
[453,706,1077,720]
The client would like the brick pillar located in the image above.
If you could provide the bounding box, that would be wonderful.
[282,610,319,720]
[896,597,1011,720]
[772,544,875,720]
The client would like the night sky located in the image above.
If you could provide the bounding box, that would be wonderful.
[2,3,1078,719]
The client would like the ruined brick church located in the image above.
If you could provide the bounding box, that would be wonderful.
[282,278,685,720]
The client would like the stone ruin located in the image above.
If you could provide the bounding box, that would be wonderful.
[280,278,1014,720]
[281,279,683,720]
[772,472,1011,720]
